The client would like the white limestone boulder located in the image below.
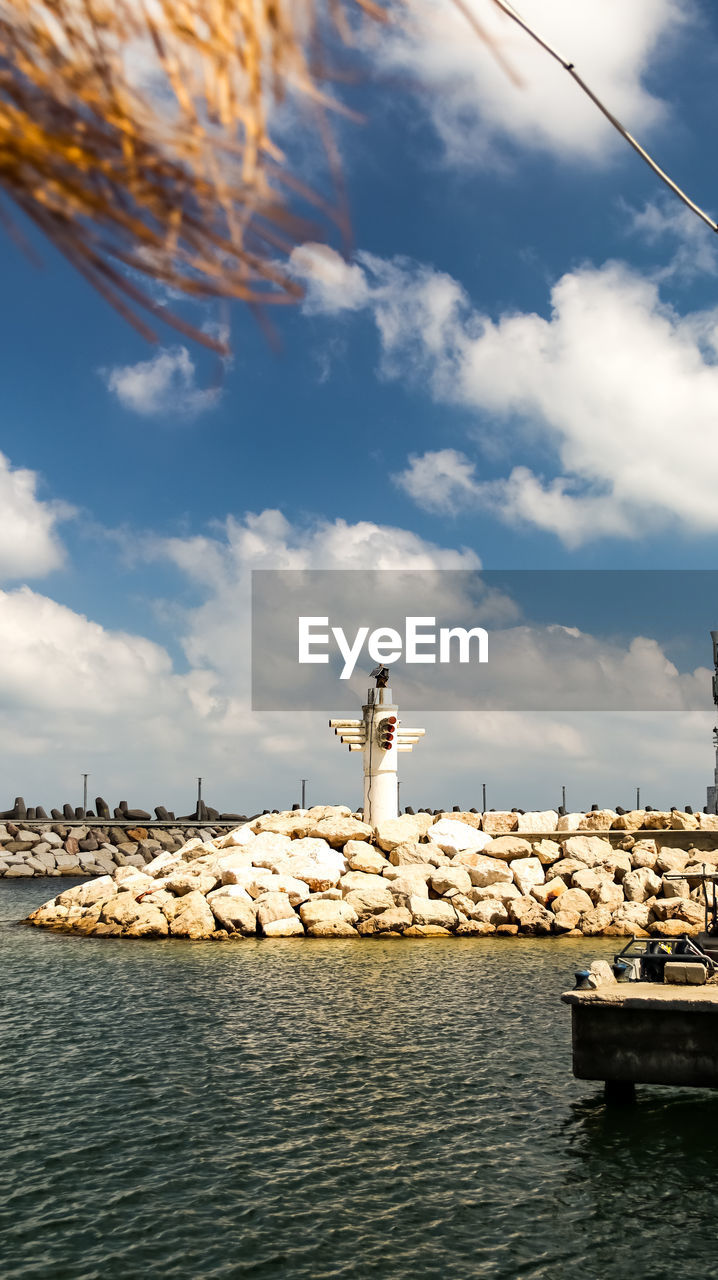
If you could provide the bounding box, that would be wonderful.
[207,886,258,934]
[263,916,305,937]
[428,819,492,856]
[299,898,358,928]
[373,813,434,852]
[344,886,395,919]
[623,867,662,903]
[389,841,446,868]
[255,892,297,930]
[465,856,514,889]
[561,836,612,867]
[168,890,217,939]
[429,866,472,897]
[480,836,532,862]
[509,857,545,896]
[305,816,372,847]
[481,811,518,835]
[471,898,509,926]
[344,843,389,875]
[408,897,457,929]
[516,811,558,833]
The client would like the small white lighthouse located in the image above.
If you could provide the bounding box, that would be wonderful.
[329,669,425,825]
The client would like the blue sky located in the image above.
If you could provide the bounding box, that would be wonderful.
[3,0,718,815]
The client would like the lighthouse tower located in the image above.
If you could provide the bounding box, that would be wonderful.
[329,669,425,825]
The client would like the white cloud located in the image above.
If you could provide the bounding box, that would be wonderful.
[379,0,686,166]
[102,346,220,417]
[626,198,718,282]
[293,244,718,546]
[0,452,73,580]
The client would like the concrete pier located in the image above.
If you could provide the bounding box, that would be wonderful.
[562,984,718,1095]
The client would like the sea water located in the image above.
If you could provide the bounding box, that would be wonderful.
[2,878,717,1279]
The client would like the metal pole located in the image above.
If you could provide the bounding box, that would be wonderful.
[82,773,88,813]
[301,778,307,809]
[197,777,202,807]
[636,786,640,809]
[397,780,401,812]
[482,782,487,812]
[562,785,566,810]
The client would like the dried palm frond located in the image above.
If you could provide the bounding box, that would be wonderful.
[0,0,391,351]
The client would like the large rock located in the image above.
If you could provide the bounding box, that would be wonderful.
[339,871,387,895]
[164,868,220,897]
[531,876,566,908]
[623,867,662,903]
[470,882,521,904]
[389,841,446,868]
[611,809,646,831]
[578,809,616,830]
[251,813,307,837]
[462,855,514,889]
[221,866,277,896]
[602,852,632,881]
[357,907,413,935]
[285,839,346,891]
[374,814,434,851]
[428,818,492,856]
[429,866,472,896]
[388,874,430,902]
[656,848,690,874]
[552,909,581,932]
[508,897,554,933]
[263,916,305,937]
[344,843,389,874]
[516,810,558,833]
[630,839,658,869]
[255,892,296,930]
[556,812,586,831]
[531,839,562,867]
[552,887,593,916]
[272,875,311,907]
[580,906,614,935]
[642,811,672,830]
[509,857,545,896]
[698,813,718,830]
[57,876,116,908]
[562,836,612,867]
[299,898,359,928]
[218,824,256,848]
[343,886,395,918]
[305,920,359,938]
[481,836,532,862]
[305,816,372,847]
[408,897,458,929]
[124,904,169,937]
[670,810,699,831]
[480,811,518,835]
[470,898,509,925]
[612,902,652,930]
[383,862,434,884]
[168,891,216,939]
[249,831,293,870]
[207,886,258,934]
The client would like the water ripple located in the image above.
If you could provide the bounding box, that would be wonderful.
[1,879,716,1279]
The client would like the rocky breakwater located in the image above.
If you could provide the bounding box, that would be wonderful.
[1,822,226,878]
[24,806,718,942]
